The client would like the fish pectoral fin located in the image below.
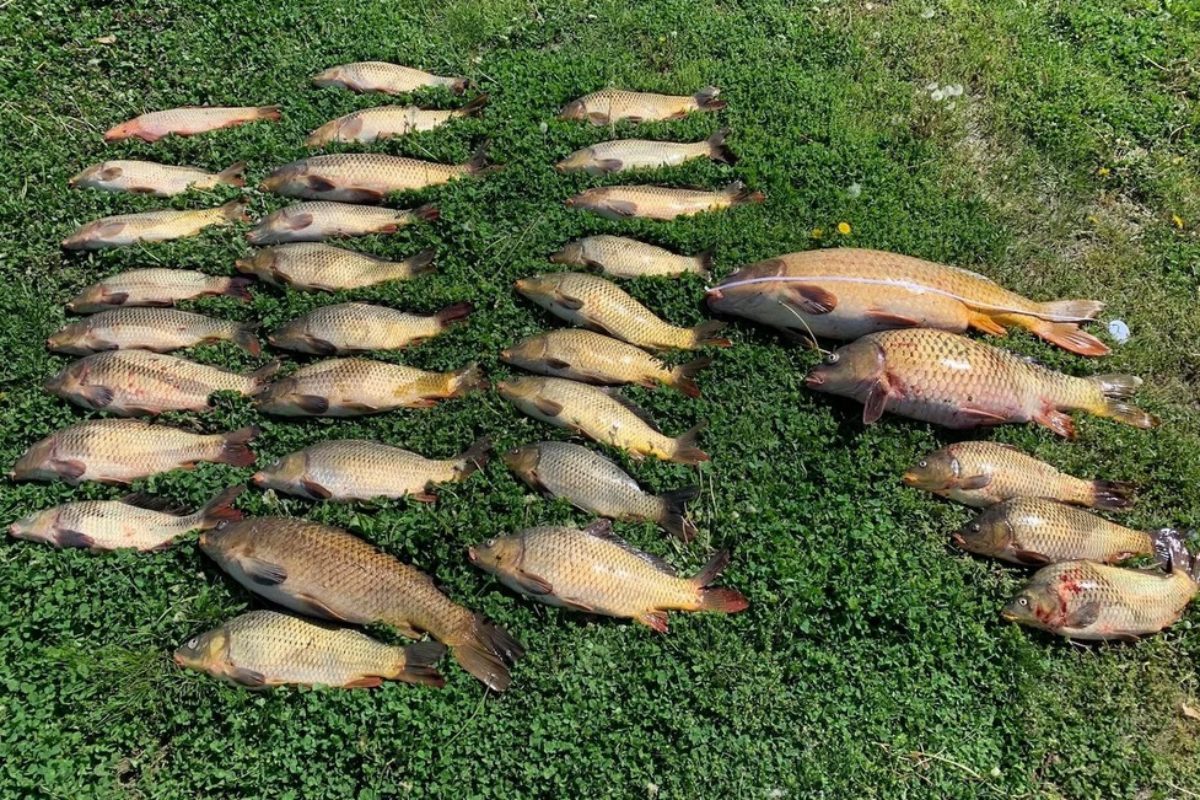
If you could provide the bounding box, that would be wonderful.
[95,221,127,238]
[300,336,339,356]
[55,529,96,549]
[638,610,669,633]
[303,176,339,193]
[864,309,920,327]
[552,290,586,311]
[862,381,892,425]
[1062,601,1102,629]
[79,385,115,408]
[1014,549,1052,566]
[545,357,573,370]
[532,396,564,417]
[341,188,385,203]
[513,568,554,596]
[50,458,87,480]
[342,400,383,413]
[1033,407,1076,439]
[560,596,598,613]
[786,284,837,314]
[968,311,1008,336]
[602,200,638,217]
[98,165,124,180]
[293,592,349,622]
[301,479,333,500]
[228,666,268,687]
[239,555,288,585]
[344,675,385,689]
[285,213,315,231]
[586,112,612,125]
[595,159,623,173]
[410,490,437,503]
[958,406,1010,426]
[295,394,331,415]
[101,291,130,306]
[339,117,365,138]
[957,473,992,491]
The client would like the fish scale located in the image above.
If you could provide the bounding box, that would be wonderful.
[307,99,485,146]
[68,269,249,313]
[501,329,699,391]
[262,153,479,201]
[566,183,761,221]
[69,160,244,196]
[270,302,459,353]
[556,134,728,176]
[47,307,256,355]
[200,518,522,691]
[104,106,280,142]
[245,203,435,245]
[237,242,433,288]
[957,497,1154,564]
[507,441,664,521]
[62,201,246,249]
[552,235,708,278]
[314,62,466,94]
[560,88,724,125]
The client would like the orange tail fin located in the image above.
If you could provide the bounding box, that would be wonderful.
[692,551,749,613]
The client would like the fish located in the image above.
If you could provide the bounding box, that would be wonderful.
[260,149,492,204]
[252,437,491,502]
[903,441,1136,511]
[559,87,726,125]
[565,182,764,221]
[515,271,729,351]
[555,129,735,175]
[200,517,524,691]
[62,200,248,250]
[550,235,712,279]
[467,519,747,630]
[706,248,1110,357]
[256,358,486,417]
[313,62,468,95]
[68,160,246,196]
[46,307,261,356]
[45,350,279,416]
[502,441,699,540]
[306,95,488,146]
[174,610,446,689]
[495,376,708,464]
[1002,534,1199,640]
[269,301,473,355]
[66,269,253,313]
[9,485,243,551]
[236,243,436,289]
[245,203,439,245]
[103,105,281,142]
[804,328,1158,438]
[953,497,1170,566]
[10,420,258,485]
[501,329,712,397]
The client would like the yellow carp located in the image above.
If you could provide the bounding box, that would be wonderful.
[559,87,725,125]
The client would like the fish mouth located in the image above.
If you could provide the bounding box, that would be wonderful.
[498,348,512,361]
[249,472,266,487]
[901,471,920,487]
[563,196,577,208]
[513,278,530,292]
[804,371,826,389]
[706,287,725,301]
[999,610,1019,622]
[466,546,478,563]
[949,531,967,548]
[8,523,22,538]
[494,380,511,396]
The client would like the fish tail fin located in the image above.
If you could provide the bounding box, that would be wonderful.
[725,181,765,206]
[460,94,489,116]
[671,421,710,465]
[1088,479,1137,511]
[414,204,441,223]
[1021,317,1110,357]
[448,363,488,397]
[405,247,438,276]
[217,161,247,187]
[394,641,447,687]
[694,86,726,112]
[454,436,493,480]
[194,485,245,529]
[248,359,282,392]
[435,301,474,330]
[219,199,251,222]
[1037,299,1105,323]
[690,320,731,349]
[448,77,470,95]
[1148,528,1184,570]
[707,127,736,165]
[256,105,283,121]
[692,550,749,613]
[223,277,254,301]
[452,617,524,692]
[658,485,700,541]
[215,425,259,467]
[694,249,714,278]
[233,323,262,356]
[1087,374,1159,429]
[669,357,713,398]
[464,143,500,176]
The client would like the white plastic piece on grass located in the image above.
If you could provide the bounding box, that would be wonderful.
[1108,319,1131,344]
[847,182,862,198]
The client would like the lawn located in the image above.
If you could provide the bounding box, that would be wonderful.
[2,0,1199,797]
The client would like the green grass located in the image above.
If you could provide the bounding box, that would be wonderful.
[2,0,1199,796]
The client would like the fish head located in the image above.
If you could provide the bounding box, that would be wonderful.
[259,163,303,194]
[952,508,1012,556]
[67,164,102,189]
[235,247,276,275]
[42,364,74,397]
[804,339,884,395]
[558,99,587,121]
[45,322,87,354]
[467,535,523,576]
[8,508,58,544]
[554,149,593,173]
[498,335,547,369]
[173,627,227,674]
[305,121,339,147]
[10,437,58,482]
[512,273,560,305]
[102,120,140,142]
[705,258,787,310]
[500,444,541,481]
[902,448,958,493]
[1001,584,1055,627]
[250,452,306,492]
[61,222,100,250]
[311,66,345,88]
[65,286,104,312]
[548,241,584,266]
[494,377,539,404]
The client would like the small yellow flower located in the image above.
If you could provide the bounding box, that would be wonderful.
[1172,214,1185,229]
[1097,166,1110,176]
[837,221,852,235]
[810,227,823,239]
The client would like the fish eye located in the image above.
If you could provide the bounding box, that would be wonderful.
[825,352,840,365]
[484,538,496,548]
[971,523,981,532]
[186,637,199,649]
[1018,597,1029,607]
[918,460,928,469]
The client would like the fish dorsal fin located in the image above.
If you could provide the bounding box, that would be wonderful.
[120,493,186,515]
[579,519,676,575]
[602,389,661,432]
